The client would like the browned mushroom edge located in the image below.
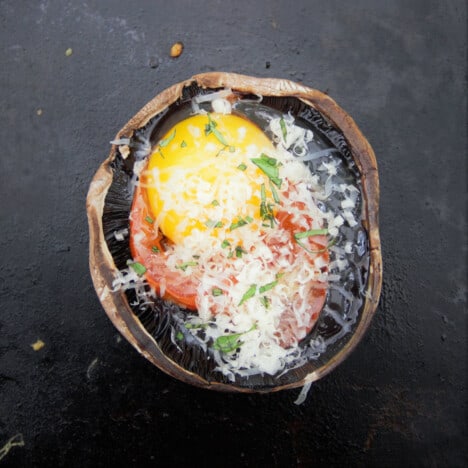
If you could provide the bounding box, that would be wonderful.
[86,72,382,393]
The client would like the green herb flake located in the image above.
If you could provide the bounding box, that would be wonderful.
[280,117,287,141]
[221,239,230,248]
[212,127,228,146]
[229,218,249,231]
[259,183,275,228]
[213,324,257,353]
[260,183,267,203]
[259,280,278,294]
[127,260,147,276]
[213,333,243,353]
[269,180,280,204]
[238,284,257,306]
[211,199,220,206]
[185,323,208,330]
[151,246,160,253]
[237,163,247,171]
[176,331,184,340]
[206,114,228,146]
[260,296,270,309]
[176,261,198,272]
[159,129,176,148]
[235,245,247,258]
[212,288,224,297]
[180,140,187,148]
[293,228,329,255]
[294,228,328,240]
[145,215,154,224]
[251,153,282,188]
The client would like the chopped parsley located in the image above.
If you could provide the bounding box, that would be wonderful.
[235,245,247,258]
[145,215,154,224]
[237,275,283,305]
[176,261,198,272]
[293,229,332,254]
[269,180,280,204]
[280,117,287,141]
[159,129,176,148]
[229,217,251,231]
[151,246,160,253]
[205,113,228,146]
[213,324,257,353]
[126,260,147,276]
[251,153,282,188]
[212,288,224,297]
[221,239,230,248]
[260,183,267,203]
[180,140,187,148]
[213,333,243,353]
[185,323,208,330]
[238,284,257,305]
[294,228,328,240]
[237,163,247,171]
[259,280,278,294]
[260,183,275,228]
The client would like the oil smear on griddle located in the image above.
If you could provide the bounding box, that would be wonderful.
[110,90,369,384]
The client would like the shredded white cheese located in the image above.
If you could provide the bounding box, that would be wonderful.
[294,381,313,405]
[113,228,129,241]
[119,103,364,380]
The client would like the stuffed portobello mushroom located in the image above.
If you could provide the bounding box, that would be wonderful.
[87,72,382,393]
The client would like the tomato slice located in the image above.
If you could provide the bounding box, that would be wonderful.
[129,181,329,347]
[129,183,198,310]
[271,203,329,347]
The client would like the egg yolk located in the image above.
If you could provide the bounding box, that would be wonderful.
[144,113,276,245]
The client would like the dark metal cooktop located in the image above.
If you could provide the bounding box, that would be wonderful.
[0,1,466,466]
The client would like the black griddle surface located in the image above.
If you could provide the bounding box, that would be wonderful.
[0,1,466,466]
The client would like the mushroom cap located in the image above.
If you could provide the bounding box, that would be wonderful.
[87,72,382,393]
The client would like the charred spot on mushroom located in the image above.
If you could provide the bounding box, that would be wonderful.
[99,81,375,389]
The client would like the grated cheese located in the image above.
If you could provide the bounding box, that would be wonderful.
[118,101,365,379]
[294,381,312,405]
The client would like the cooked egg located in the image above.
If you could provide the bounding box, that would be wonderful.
[144,113,276,245]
